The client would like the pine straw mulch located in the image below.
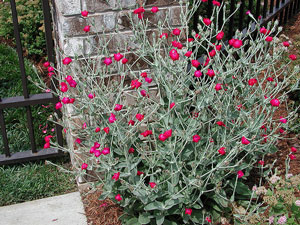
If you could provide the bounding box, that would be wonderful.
[79,14,300,225]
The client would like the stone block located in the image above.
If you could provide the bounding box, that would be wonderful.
[82,0,116,13]
[169,6,184,26]
[145,0,179,7]
[63,37,84,57]
[55,0,81,16]
[61,13,116,36]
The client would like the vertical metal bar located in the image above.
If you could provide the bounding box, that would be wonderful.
[10,0,37,153]
[283,5,289,24]
[228,0,235,39]
[26,106,37,153]
[218,0,223,31]
[247,0,254,26]
[293,0,297,14]
[41,0,63,147]
[255,0,261,19]
[208,0,213,17]
[279,10,284,25]
[193,3,200,33]
[239,0,245,31]
[276,0,281,8]
[263,0,268,18]
[288,2,293,19]
[270,0,275,13]
[0,98,10,157]
[10,0,29,99]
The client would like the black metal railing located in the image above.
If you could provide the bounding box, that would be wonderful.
[192,0,300,39]
[0,0,63,165]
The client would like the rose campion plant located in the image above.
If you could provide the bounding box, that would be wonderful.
[35,1,299,224]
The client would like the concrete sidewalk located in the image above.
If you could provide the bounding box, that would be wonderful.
[0,192,87,225]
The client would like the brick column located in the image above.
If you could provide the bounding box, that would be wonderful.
[52,0,185,183]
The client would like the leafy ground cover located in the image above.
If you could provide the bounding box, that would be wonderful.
[0,156,77,206]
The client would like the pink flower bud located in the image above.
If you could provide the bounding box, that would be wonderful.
[205,217,212,223]
[122,58,128,64]
[280,116,287,123]
[270,98,280,107]
[128,147,135,153]
[103,127,110,134]
[88,93,95,99]
[193,135,201,143]
[112,172,120,181]
[83,25,91,32]
[289,154,296,160]
[137,171,144,176]
[237,170,244,178]
[241,136,250,145]
[136,113,144,121]
[81,10,88,17]
[128,120,135,126]
[103,57,112,66]
[109,113,116,123]
[216,30,224,40]
[289,54,297,60]
[131,79,142,89]
[172,28,181,36]
[62,57,72,65]
[55,102,62,109]
[149,182,156,188]
[151,6,159,13]
[164,129,172,138]
[170,102,175,109]
[160,33,168,39]
[102,147,110,155]
[114,104,123,111]
[145,77,152,83]
[115,194,122,201]
[185,208,192,215]
[43,61,50,67]
[114,53,124,61]
[206,69,215,77]
[75,138,81,144]
[194,70,202,77]
[218,147,226,155]
[185,51,192,57]
[141,72,147,78]
[203,18,211,25]
[191,60,200,68]
[248,78,257,86]
[140,90,147,97]
[265,36,273,42]
[233,39,243,48]
[159,134,167,141]
[291,147,297,153]
[81,163,88,170]
[215,83,222,91]
[209,49,216,57]
[283,41,290,47]
[216,121,226,127]
[169,49,180,61]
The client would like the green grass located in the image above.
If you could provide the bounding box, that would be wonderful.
[0,157,77,206]
[0,43,54,154]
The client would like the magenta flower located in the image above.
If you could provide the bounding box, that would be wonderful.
[218,147,226,155]
[81,10,88,17]
[193,135,201,143]
[108,113,116,123]
[203,18,211,25]
[270,98,280,107]
[103,57,112,66]
[151,6,159,13]
[81,163,88,170]
[241,136,250,145]
[83,25,91,32]
[114,104,123,111]
[62,57,72,65]
[237,170,244,178]
[169,49,180,61]
[194,70,202,77]
[102,147,110,155]
[149,182,156,188]
[185,208,192,215]
[112,172,120,181]
[103,127,110,134]
[172,28,181,36]
[115,194,122,202]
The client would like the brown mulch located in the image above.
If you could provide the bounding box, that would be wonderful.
[80,187,123,225]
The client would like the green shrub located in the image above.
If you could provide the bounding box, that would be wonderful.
[0,43,53,154]
[38,2,299,224]
[0,0,46,58]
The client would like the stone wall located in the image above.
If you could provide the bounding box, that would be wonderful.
[52,0,185,183]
